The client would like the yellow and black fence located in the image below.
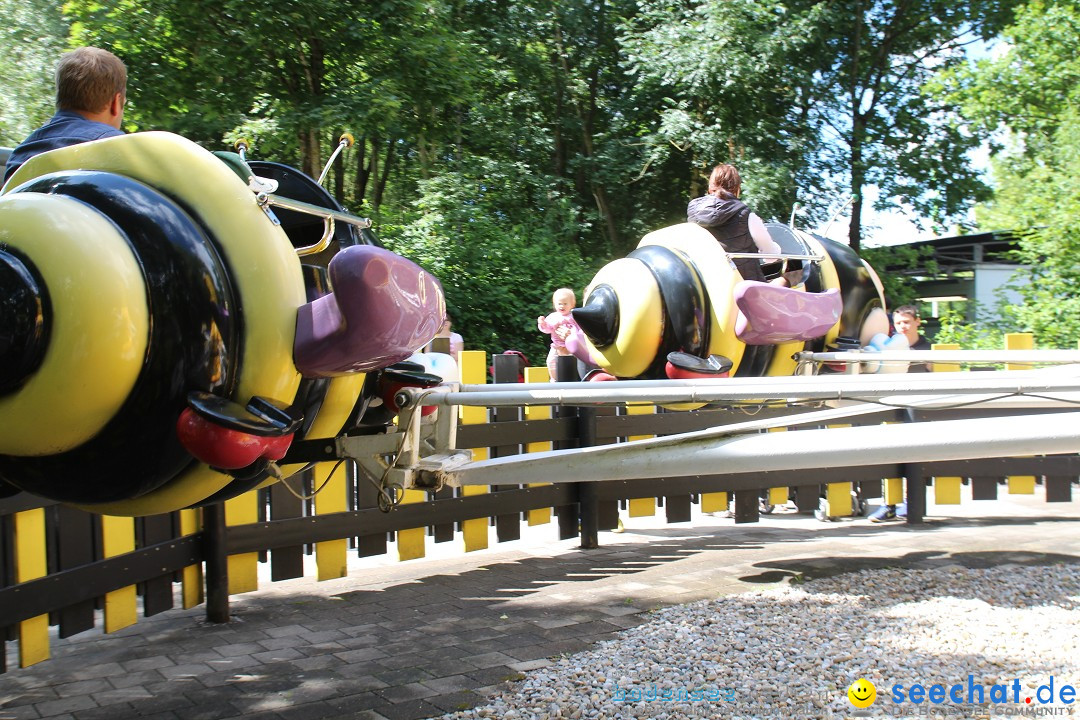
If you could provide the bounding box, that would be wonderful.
[1,337,1077,671]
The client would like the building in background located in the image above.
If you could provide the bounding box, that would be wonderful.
[879,231,1025,336]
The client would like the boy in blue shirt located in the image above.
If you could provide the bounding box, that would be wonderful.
[4,46,127,184]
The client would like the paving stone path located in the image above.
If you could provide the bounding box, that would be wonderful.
[1,488,1077,720]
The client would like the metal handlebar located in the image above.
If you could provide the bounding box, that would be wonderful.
[724,252,824,261]
[255,192,372,257]
[317,133,355,187]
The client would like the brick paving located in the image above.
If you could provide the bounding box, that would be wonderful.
[1,486,1078,719]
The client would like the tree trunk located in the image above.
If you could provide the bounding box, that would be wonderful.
[849,114,865,253]
[847,2,865,253]
[333,131,345,204]
[373,138,395,211]
[300,128,321,179]
[353,136,368,206]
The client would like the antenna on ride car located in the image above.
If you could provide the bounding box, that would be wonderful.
[821,195,854,239]
[234,138,250,162]
[318,133,355,188]
[789,202,801,229]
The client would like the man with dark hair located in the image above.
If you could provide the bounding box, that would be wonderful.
[4,46,127,183]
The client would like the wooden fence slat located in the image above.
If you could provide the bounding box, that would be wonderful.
[1045,476,1073,502]
[700,492,727,514]
[970,476,999,500]
[734,490,759,524]
[664,493,692,523]
[593,405,620,531]
[928,345,963,505]
[492,354,523,543]
[100,515,137,634]
[179,508,204,608]
[313,461,349,580]
[1008,475,1036,495]
[432,486,456,542]
[1,513,12,673]
[397,368,433,561]
[15,509,49,667]
[626,404,657,518]
[524,366,553,527]
[825,424,852,516]
[397,487,428,562]
[55,505,95,638]
[884,477,905,505]
[428,339,458,544]
[225,491,260,593]
[792,484,819,513]
[930,342,962,373]
[139,513,175,616]
[997,336,1037,494]
[355,463,389,559]
[767,427,789,507]
[1005,333,1034,371]
[552,359,581,541]
[267,481,304,582]
[935,477,963,504]
[459,350,490,552]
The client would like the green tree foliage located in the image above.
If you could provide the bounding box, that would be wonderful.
[0,0,68,145]
[7,1,1027,357]
[64,0,483,180]
[942,0,1080,347]
[933,305,1005,350]
[383,157,599,362]
[622,0,1017,251]
[620,0,824,222]
[860,244,939,309]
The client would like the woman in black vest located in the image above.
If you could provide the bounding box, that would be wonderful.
[687,163,788,285]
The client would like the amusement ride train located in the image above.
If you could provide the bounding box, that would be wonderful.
[6,131,1070,516]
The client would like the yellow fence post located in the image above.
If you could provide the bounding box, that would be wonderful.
[524,366,553,526]
[931,342,962,373]
[179,508,204,609]
[15,509,49,667]
[1005,332,1034,370]
[314,460,350,580]
[225,490,260,594]
[396,491,429,560]
[459,350,490,552]
[1005,333,1037,494]
[767,427,789,507]
[701,492,728,515]
[626,403,658,518]
[100,515,138,633]
[881,421,905,505]
[397,398,430,559]
[930,343,963,504]
[884,477,905,505]
[825,425,852,516]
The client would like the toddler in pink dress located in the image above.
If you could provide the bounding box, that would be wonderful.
[537,288,582,381]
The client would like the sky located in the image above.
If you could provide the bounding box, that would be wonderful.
[814,187,938,248]
[811,36,1003,248]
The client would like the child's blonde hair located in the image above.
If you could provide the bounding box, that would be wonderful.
[553,287,576,304]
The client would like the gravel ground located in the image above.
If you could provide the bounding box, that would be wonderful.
[437,563,1080,720]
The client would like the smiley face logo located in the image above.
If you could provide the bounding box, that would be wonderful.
[848,678,877,708]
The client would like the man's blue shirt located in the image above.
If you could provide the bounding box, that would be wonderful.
[4,110,124,183]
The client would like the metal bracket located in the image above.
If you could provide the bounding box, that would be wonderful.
[324,386,468,495]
